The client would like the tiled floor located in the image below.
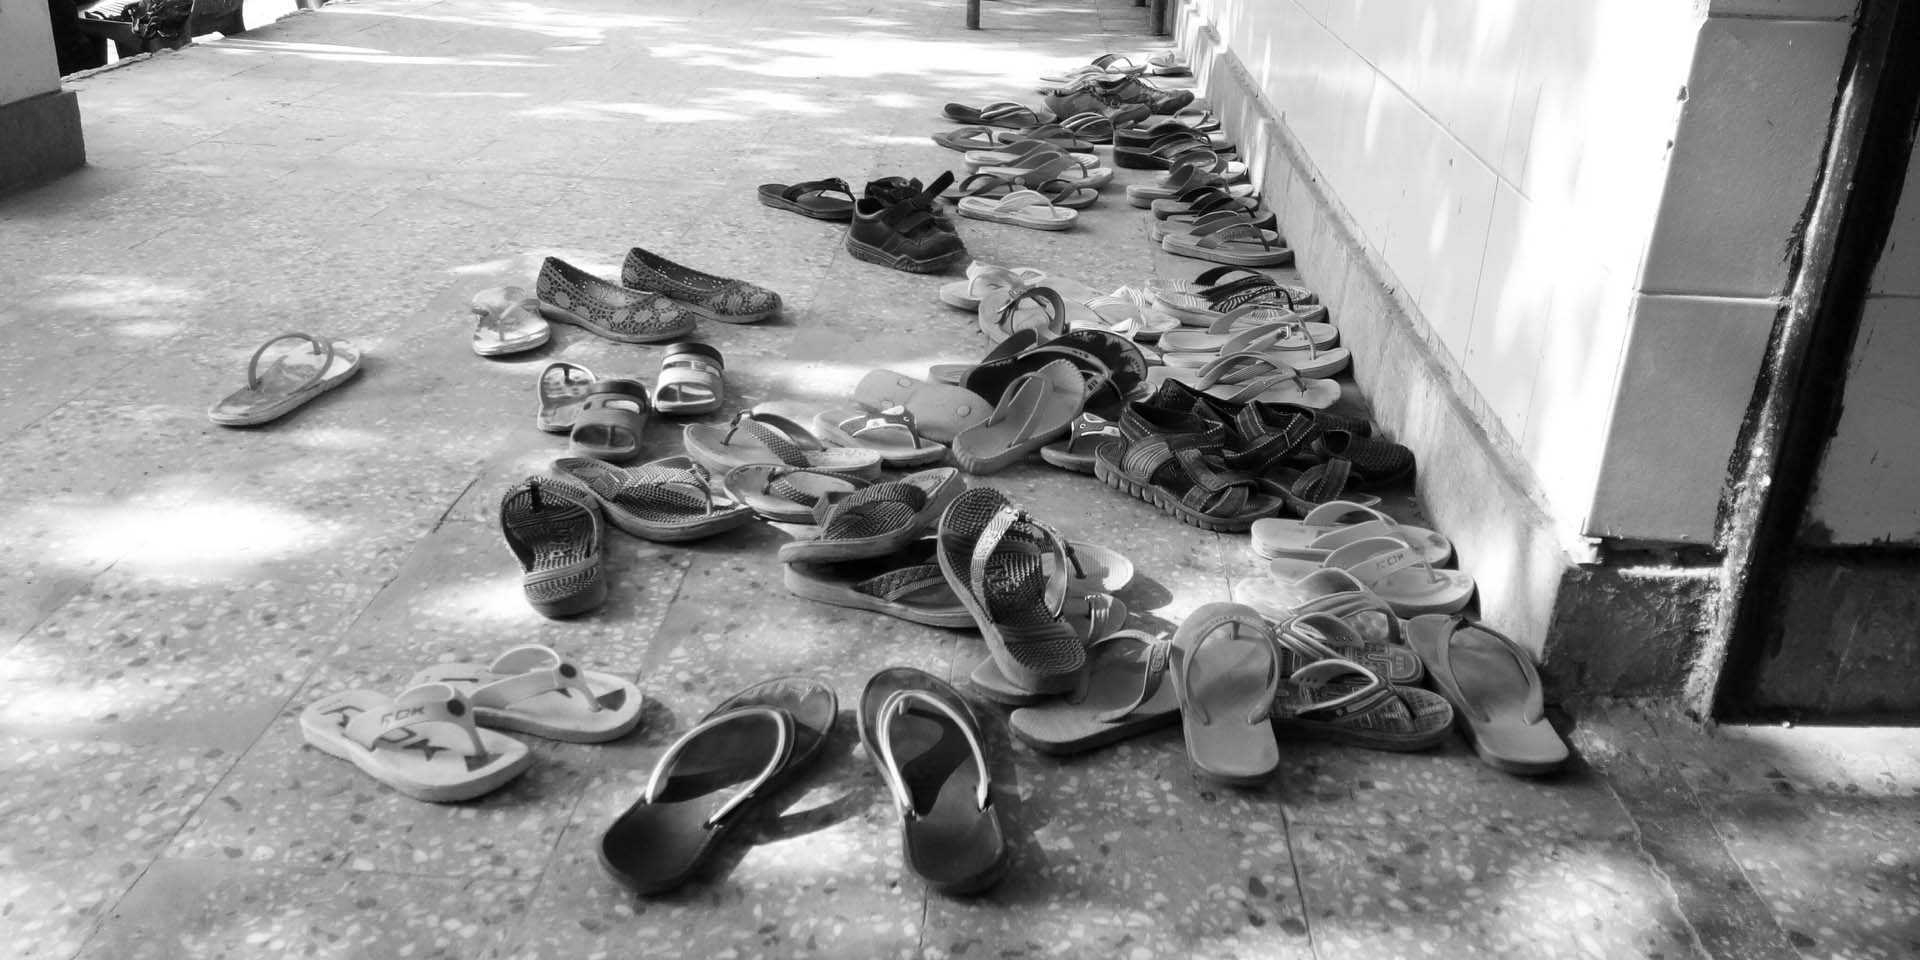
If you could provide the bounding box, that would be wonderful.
[3,0,1917,958]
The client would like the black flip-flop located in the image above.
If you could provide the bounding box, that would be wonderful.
[599,677,837,895]
[757,178,856,221]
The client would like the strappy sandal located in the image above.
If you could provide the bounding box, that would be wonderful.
[811,405,948,468]
[935,488,1090,693]
[569,378,652,463]
[407,643,645,743]
[470,286,551,357]
[1008,632,1180,754]
[1171,602,1283,786]
[499,476,605,618]
[300,683,533,803]
[550,455,755,542]
[683,410,884,480]
[653,342,725,416]
[1040,413,1120,474]
[720,463,867,523]
[784,538,972,628]
[536,361,596,434]
[941,100,1050,129]
[1407,616,1569,775]
[756,177,856,221]
[956,189,1079,231]
[1162,221,1294,267]
[207,332,363,427]
[1268,536,1476,617]
[1093,423,1286,532]
[1267,656,1454,752]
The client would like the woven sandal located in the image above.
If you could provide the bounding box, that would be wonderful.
[942,100,1050,128]
[951,360,1087,475]
[720,463,867,523]
[569,378,652,463]
[1092,428,1285,532]
[775,481,941,564]
[957,189,1079,231]
[1406,615,1568,776]
[935,488,1090,693]
[1268,656,1453,752]
[653,342,725,416]
[811,405,948,468]
[1268,536,1476,617]
[208,332,363,427]
[622,247,781,325]
[470,286,551,357]
[1008,632,1180,754]
[499,476,605,618]
[757,177,856,221]
[683,410,884,480]
[783,538,972,628]
[535,257,697,343]
[1253,501,1453,564]
[1039,412,1119,474]
[406,644,645,743]
[1171,602,1283,786]
[299,683,533,803]
[535,361,596,434]
[551,455,754,542]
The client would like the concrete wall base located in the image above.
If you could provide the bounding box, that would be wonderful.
[0,90,85,197]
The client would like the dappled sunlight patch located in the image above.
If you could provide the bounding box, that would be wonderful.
[519,101,740,124]
[37,273,200,319]
[21,497,336,581]
[111,319,186,339]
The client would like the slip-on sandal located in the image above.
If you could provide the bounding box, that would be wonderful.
[957,190,1079,232]
[720,463,867,523]
[300,683,533,803]
[1092,420,1286,532]
[536,361,596,434]
[783,538,972,628]
[1268,657,1454,752]
[1252,501,1452,564]
[1040,412,1119,474]
[550,455,755,542]
[569,378,652,463]
[853,370,993,444]
[757,177,856,221]
[1407,615,1569,775]
[859,668,1009,896]
[1148,354,1341,409]
[470,286,551,357]
[941,173,1100,210]
[1162,222,1294,267]
[653,342,725,416]
[951,360,1087,475]
[407,643,644,743]
[1268,536,1476,617]
[623,247,782,325]
[812,405,949,468]
[1232,564,1389,622]
[208,332,363,427]
[1039,53,1147,84]
[1171,602,1283,786]
[499,476,605,618]
[931,125,1003,152]
[936,488,1090,693]
[942,100,1050,129]
[600,676,838,895]
[775,470,963,564]
[969,592,1128,705]
[1008,632,1181,754]
[684,410,885,480]
[535,257,697,344]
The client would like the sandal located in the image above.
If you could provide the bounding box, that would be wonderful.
[653,342,725,416]
[1039,412,1119,474]
[550,455,754,542]
[470,286,550,357]
[569,378,652,463]
[535,361,596,434]
[1008,632,1180,754]
[1124,158,1253,207]
[622,247,781,325]
[1268,536,1476,617]
[783,538,972,628]
[992,122,1098,151]
[941,173,1099,210]
[935,488,1089,693]
[407,643,644,743]
[299,683,533,803]
[499,476,605,618]
[1407,616,1569,775]
[1161,221,1294,267]
[1264,460,1382,516]
[938,262,1049,312]
[1149,354,1341,408]
[757,177,856,221]
[950,360,1087,475]
[1268,657,1454,752]
[1252,500,1452,564]
[969,592,1128,705]
[1171,602,1283,786]
[1079,286,1182,342]
[720,463,867,523]
[852,370,993,444]
[811,405,948,468]
[1274,610,1423,685]
[1092,417,1286,532]
[207,332,363,427]
[683,410,884,479]
[941,100,1050,129]
[775,470,963,564]
[931,125,1003,152]
[600,677,837,894]
[956,189,1079,231]
[535,257,697,344]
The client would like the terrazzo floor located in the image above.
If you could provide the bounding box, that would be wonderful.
[3,0,1918,958]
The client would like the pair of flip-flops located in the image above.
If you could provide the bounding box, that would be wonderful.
[299,644,645,803]
[536,348,726,461]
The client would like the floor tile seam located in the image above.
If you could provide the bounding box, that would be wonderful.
[60,852,163,960]
[331,473,480,640]
[1277,808,1326,960]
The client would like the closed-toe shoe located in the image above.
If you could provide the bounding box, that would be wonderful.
[621,247,782,325]
[1042,85,1152,124]
[1091,76,1195,114]
[848,173,968,274]
[865,176,955,229]
[535,257,698,344]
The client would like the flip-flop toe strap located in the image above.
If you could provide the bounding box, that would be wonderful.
[247,332,332,392]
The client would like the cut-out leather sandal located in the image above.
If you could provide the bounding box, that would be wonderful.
[1407,615,1568,775]
[811,405,949,468]
[951,360,1087,475]
[720,463,868,523]
[1009,631,1180,754]
[654,342,725,416]
[757,177,856,221]
[208,332,363,427]
[1268,657,1454,752]
[407,643,644,743]
[684,410,884,480]
[551,455,754,542]
[569,378,652,463]
[600,676,837,895]
[300,683,533,803]
[1092,430,1285,532]
[936,488,1090,693]
[535,257,697,343]
[1268,536,1476,617]
[1172,602,1282,786]
[783,538,972,628]
[1252,501,1452,564]
[499,476,605,617]
[470,286,551,357]
[859,668,1009,896]
[536,361,596,434]
[1040,412,1120,474]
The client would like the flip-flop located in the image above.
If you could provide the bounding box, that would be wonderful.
[942,100,1051,129]
[1251,501,1453,564]
[853,370,993,444]
[407,644,644,743]
[940,173,1100,210]
[1268,536,1476,617]
[720,463,867,523]
[653,342,725,416]
[470,286,551,357]
[299,683,533,803]
[1170,602,1282,786]
[569,378,652,463]
[1146,354,1341,408]
[757,178,857,221]
[1407,616,1569,775]
[683,410,885,480]
[208,332,363,427]
[931,125,1002,152]
[1009,632,1180,754]
[859,667,1009,896]
[1274,610,1424,685]
[956,190,1079,231]
[600,676,838,895]
[950,360,1087,475]
[811,405,949,468]
[536,361,596,434]
[1267,657,1454,752]
[783,538,973,628]
[1039,413,1119,474]
[499,476,605,618]
[550,455,755,542]
[938,262,1049,312]
[775,471,963,564]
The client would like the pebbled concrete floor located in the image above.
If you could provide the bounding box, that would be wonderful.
[1,0,1916,958]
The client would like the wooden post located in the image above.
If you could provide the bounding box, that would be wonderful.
[967,0,980,29]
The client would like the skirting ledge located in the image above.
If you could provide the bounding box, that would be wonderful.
[1174,4,1708,697]
[0,90,86,197]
